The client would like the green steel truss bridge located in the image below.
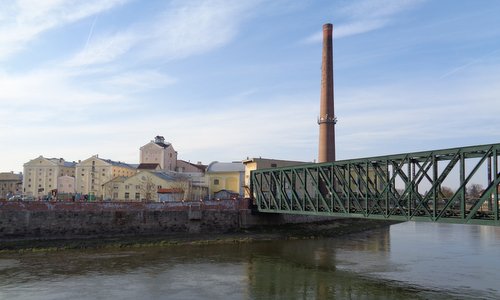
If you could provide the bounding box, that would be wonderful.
[251,143,500,226]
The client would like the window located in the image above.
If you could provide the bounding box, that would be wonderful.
[113,192,118,198]
[135,193,140,200]
[125,185,129,190]
[125,192,130,199]
[214,179,219,185]
[271,163,277,168]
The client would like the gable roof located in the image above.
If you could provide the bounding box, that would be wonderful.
[137,163,160,170]
[140,140,171,150]
[78,155,134,169]
[177,160,207,172]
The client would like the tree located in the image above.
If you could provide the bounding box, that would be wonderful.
[138,174,156,202]
[466,184,483,201]
[169,179,190,201]
[440,186,454,200]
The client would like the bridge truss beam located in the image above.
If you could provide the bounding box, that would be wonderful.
[251,143,500,226]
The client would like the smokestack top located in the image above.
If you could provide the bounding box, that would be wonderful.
[323,23,333,30]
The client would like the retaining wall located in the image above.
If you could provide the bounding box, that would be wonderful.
[0,200,248,239]
[0,199,337,239]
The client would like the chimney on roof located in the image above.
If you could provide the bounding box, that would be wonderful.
[318,23,336,163]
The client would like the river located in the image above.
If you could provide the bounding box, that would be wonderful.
[0,221,499,299]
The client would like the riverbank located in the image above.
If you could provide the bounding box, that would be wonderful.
[0,218,398,253]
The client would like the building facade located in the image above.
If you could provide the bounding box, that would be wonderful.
[75,155,136,199]
[242,158,308,198]
[57,175,76,195]
[23,156,76,198]
[0,172,22,199]
[140,136,178,171]
[206,162,245,199]
[102,171,192,202]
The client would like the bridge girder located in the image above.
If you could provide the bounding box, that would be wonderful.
[251,143,500,226]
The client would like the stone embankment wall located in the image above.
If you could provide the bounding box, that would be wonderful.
[0,199,338,239]
[0,200,248,239]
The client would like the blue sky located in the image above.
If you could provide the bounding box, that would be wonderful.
[1,0,500,173]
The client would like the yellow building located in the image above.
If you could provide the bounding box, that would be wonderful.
[23,156,76,198]
[75,155,136,199]
[242,158,309,198]
[206,162,244,199]
[102,170,195,202]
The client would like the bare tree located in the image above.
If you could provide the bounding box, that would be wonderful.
[168,179,190,201]
[467,184,483,201]
[139,174,156,202]
[440,186,454,200]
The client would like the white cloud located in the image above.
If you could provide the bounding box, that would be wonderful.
[66,31,139,67]
[339,0,425,19]
[334,64,500,158]
[304,0,425,43]
[103,70,177,91]
[64,0,259,67]
[0,0,129,60]
[143,0,255,60]
[0,69,122,107]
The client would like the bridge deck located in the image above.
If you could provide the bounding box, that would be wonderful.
[250,143,500,226]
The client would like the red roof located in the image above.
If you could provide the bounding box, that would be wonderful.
[157,188,184,194]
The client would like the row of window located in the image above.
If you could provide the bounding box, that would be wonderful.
[124,192,141,200]
[27,184,52,188]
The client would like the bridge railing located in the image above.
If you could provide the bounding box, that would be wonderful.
[250,143,500,226]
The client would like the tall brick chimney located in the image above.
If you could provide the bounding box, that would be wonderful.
[318,23,336,163]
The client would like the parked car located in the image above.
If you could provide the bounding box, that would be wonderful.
[22,196,34,201]
[8,195,22,201]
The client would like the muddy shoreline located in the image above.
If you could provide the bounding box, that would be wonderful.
[0,218,400,253]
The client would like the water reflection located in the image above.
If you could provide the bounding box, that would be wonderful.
[0,222,499,299]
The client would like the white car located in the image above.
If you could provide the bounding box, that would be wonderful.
[8,195,22,201]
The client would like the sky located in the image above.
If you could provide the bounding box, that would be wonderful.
[1,0,500,173]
